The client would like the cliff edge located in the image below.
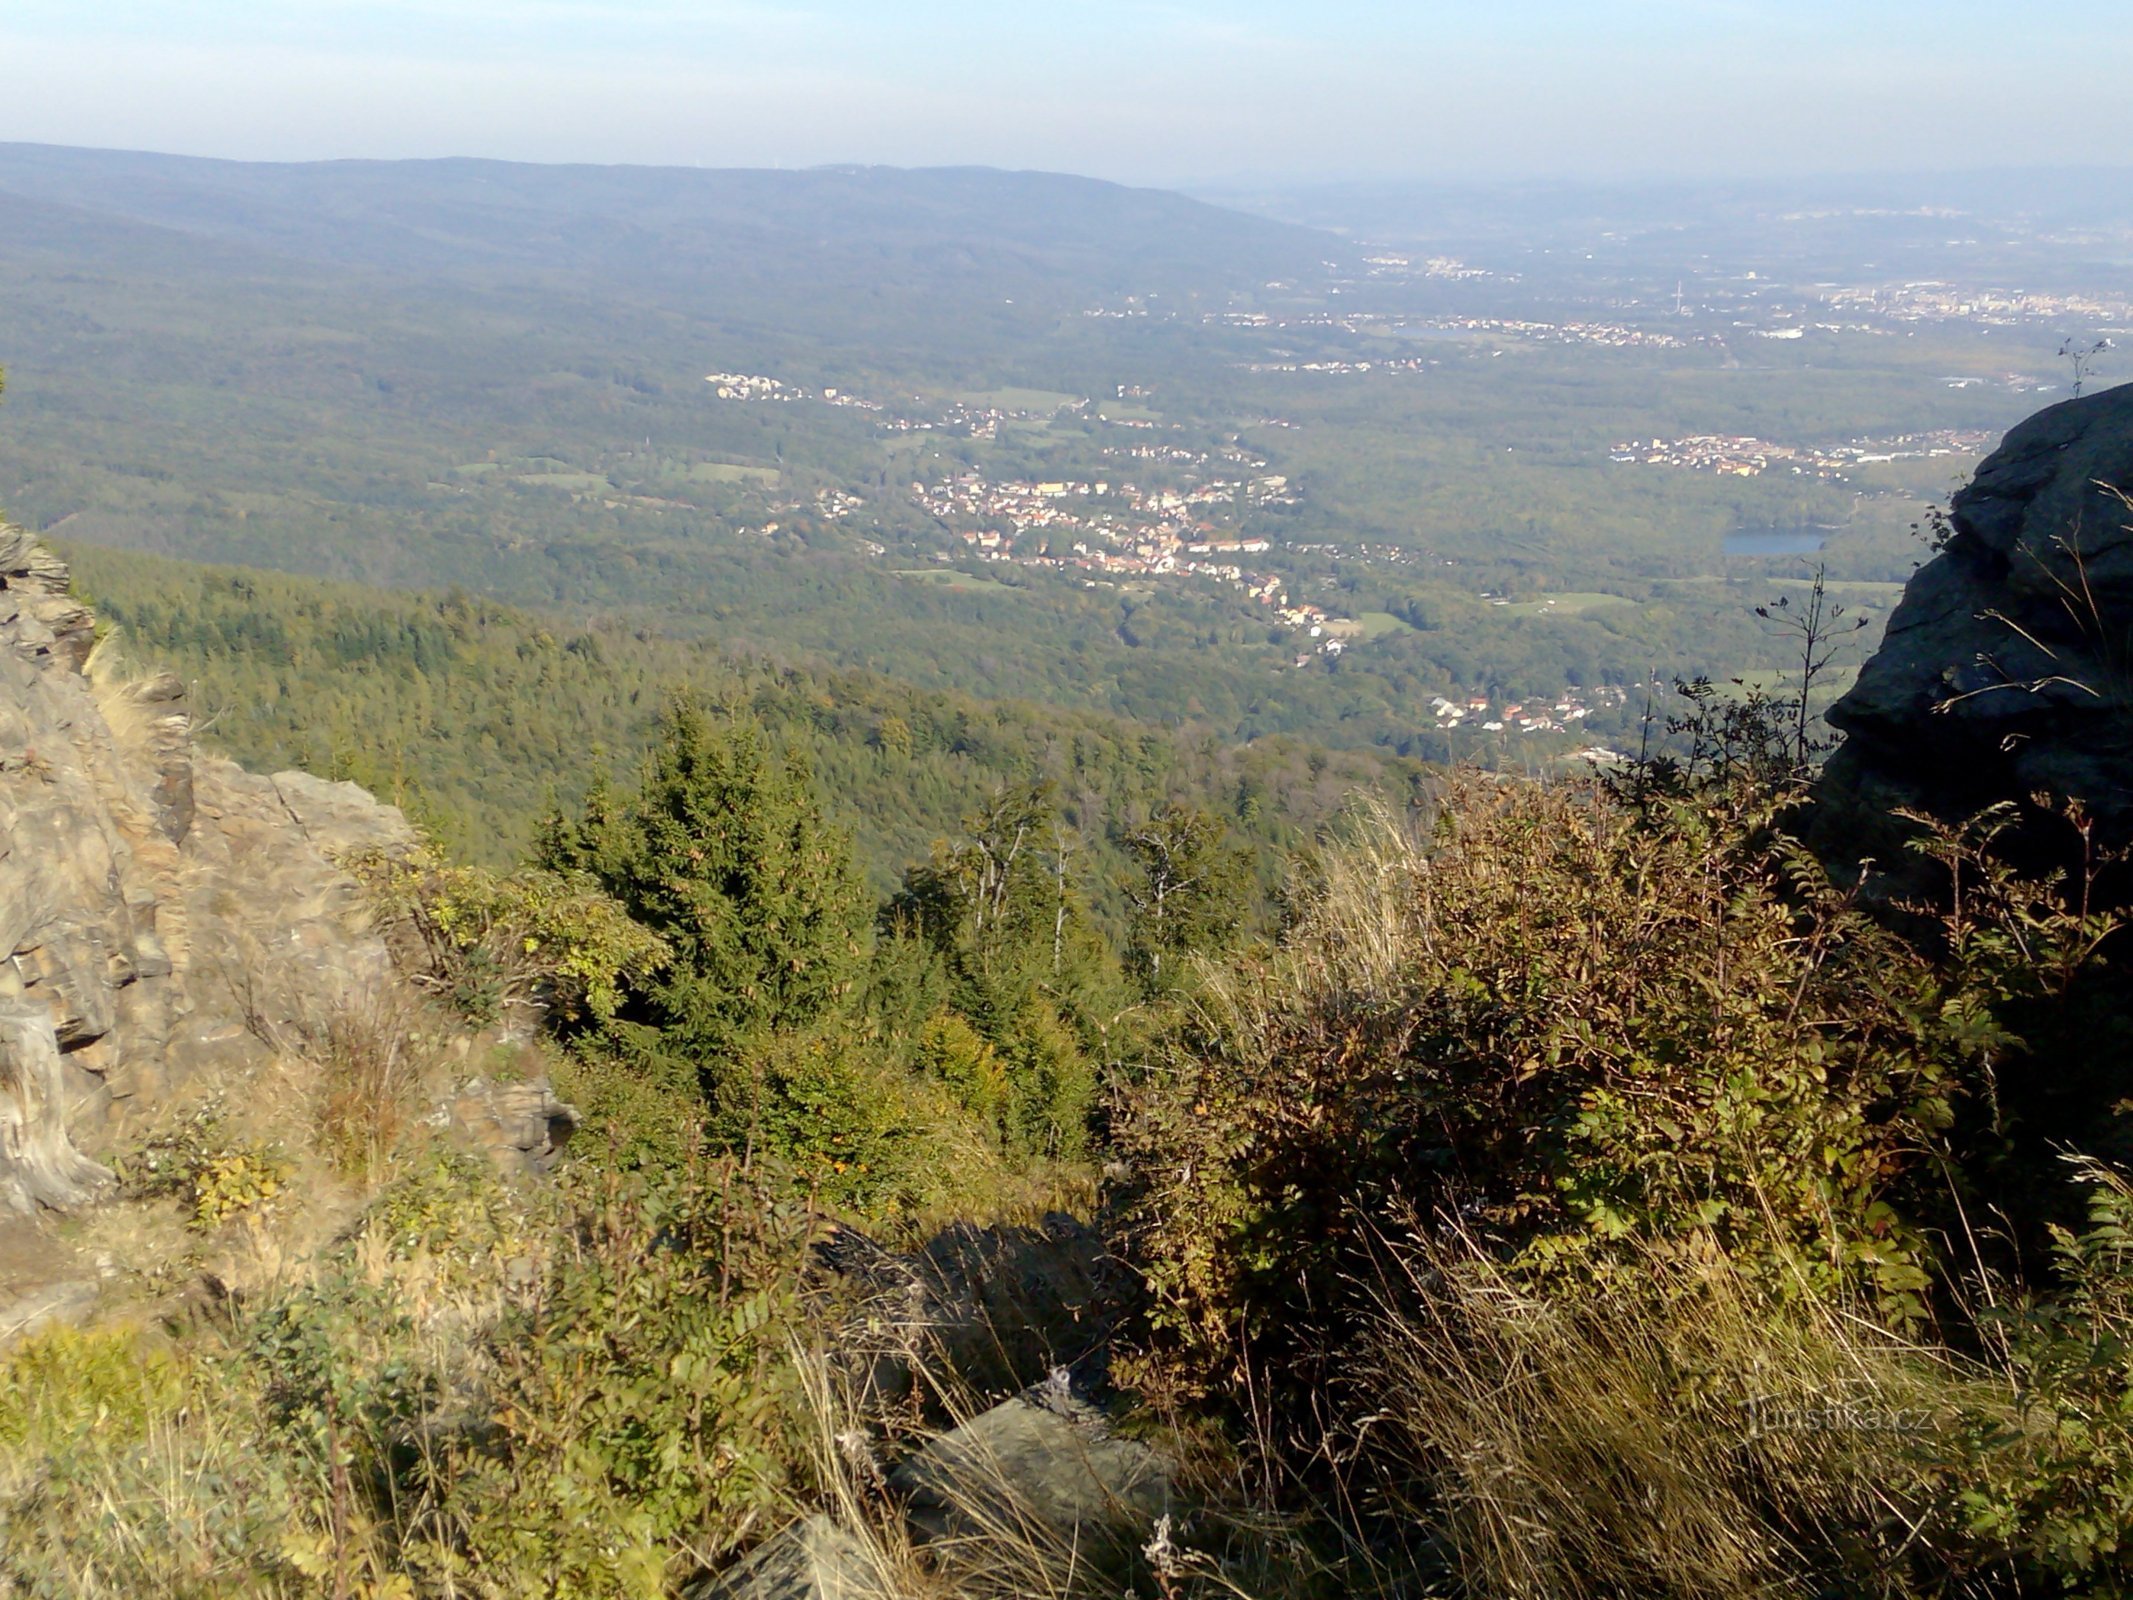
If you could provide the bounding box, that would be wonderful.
[1,526,415,1214]
[1820,382,2133,884]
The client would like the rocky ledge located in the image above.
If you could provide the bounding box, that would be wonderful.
[1,527,415,1212]
[1820,382,2133,886]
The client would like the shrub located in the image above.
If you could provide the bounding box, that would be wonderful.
[0,1149,847,1600]
[0,1325,319,1598]
[115,1105,295,1232]
[426,1161,822,1596]
[915,1009,1009,1131]
[912,1004,1095,1166]
[1950,1159,2133,1588]
[1116,776,2017,1394]
[549,1034,712,1176]
[348,846,669,1032]
[711,1025,929,1209]
[997,999,1098,1164]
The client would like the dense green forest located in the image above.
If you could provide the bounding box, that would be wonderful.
[68,543,1412,907]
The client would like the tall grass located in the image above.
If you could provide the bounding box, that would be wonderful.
[309,987,436,1184]
[1350,1223,2003,1600]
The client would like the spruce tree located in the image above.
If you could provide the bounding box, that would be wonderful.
[541,697,869,1063]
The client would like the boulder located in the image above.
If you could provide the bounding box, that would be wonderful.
[1820,381,2133,889]
[685,1516,888,1600]
[890,1374,1171,1551]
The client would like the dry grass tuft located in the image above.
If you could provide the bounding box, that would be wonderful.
[306,985,440,1184]
[1351,1222,2005,1600]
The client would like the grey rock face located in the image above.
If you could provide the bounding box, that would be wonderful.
[0,1002,113,1213]
[1820,382,2133,877]
[685,1516,889,1600]
[448,1078,581,1175]
[891,1379,1171,1550]
[0,527,420,1213]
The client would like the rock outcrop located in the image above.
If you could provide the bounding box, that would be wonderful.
[1,526,415,1212]
[1820,382,2133,882]
[891,1374,1172,1550]
[685,1516,888,1600]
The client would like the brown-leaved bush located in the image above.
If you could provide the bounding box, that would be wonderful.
[1114,775,2013,1397]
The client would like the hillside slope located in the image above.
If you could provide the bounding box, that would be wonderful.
[64,543,1415,899]
[0,143,1340,317]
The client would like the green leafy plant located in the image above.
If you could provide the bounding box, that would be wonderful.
[348,846,670,1031]
[1949,1159,2133,1588]
[115,1107,295,1232]
[426,1160,822,1596]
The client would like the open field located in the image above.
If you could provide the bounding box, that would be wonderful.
[1500,592,1638,617]
[516,470,612,492]
[958,387,1084,412]
[680,462,781,485]
[892,568,1010,590]
[1767,577,1907,600]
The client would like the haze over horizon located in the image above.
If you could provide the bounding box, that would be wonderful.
[5,0,2131,189]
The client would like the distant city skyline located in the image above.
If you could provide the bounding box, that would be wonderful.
[4,1,2130,185]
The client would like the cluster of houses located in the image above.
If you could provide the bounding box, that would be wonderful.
[1612,426,1998,478]
[706,372,884,411]
[1240,357,1433,376]
[705,372,790,400]
[913,469,1373,646]
[1611,433,1840,478]
[1429,685,1629,735]
[913,470,1295,551]
[709,374,1080,438]
[1817,282,2132,326]
[1941,373,2061,394]
[1213,308,1684,355]
[1360,253,1498,281]
[1277,602,1362,661]
[1405,316,1686,349]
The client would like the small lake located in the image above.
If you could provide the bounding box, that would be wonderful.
[1724,527,1831,557]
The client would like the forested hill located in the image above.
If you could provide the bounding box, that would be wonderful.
[0,143,1340,318]
[65,543,1413,908]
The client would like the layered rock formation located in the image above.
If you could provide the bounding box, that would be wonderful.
[1821,382,2133,879]
[1,526,413,1212]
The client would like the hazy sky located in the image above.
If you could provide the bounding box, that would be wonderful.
[4,1,2129,183]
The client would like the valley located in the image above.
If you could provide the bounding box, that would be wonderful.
[4,149,2125,786]
[5,127,2133,1600]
